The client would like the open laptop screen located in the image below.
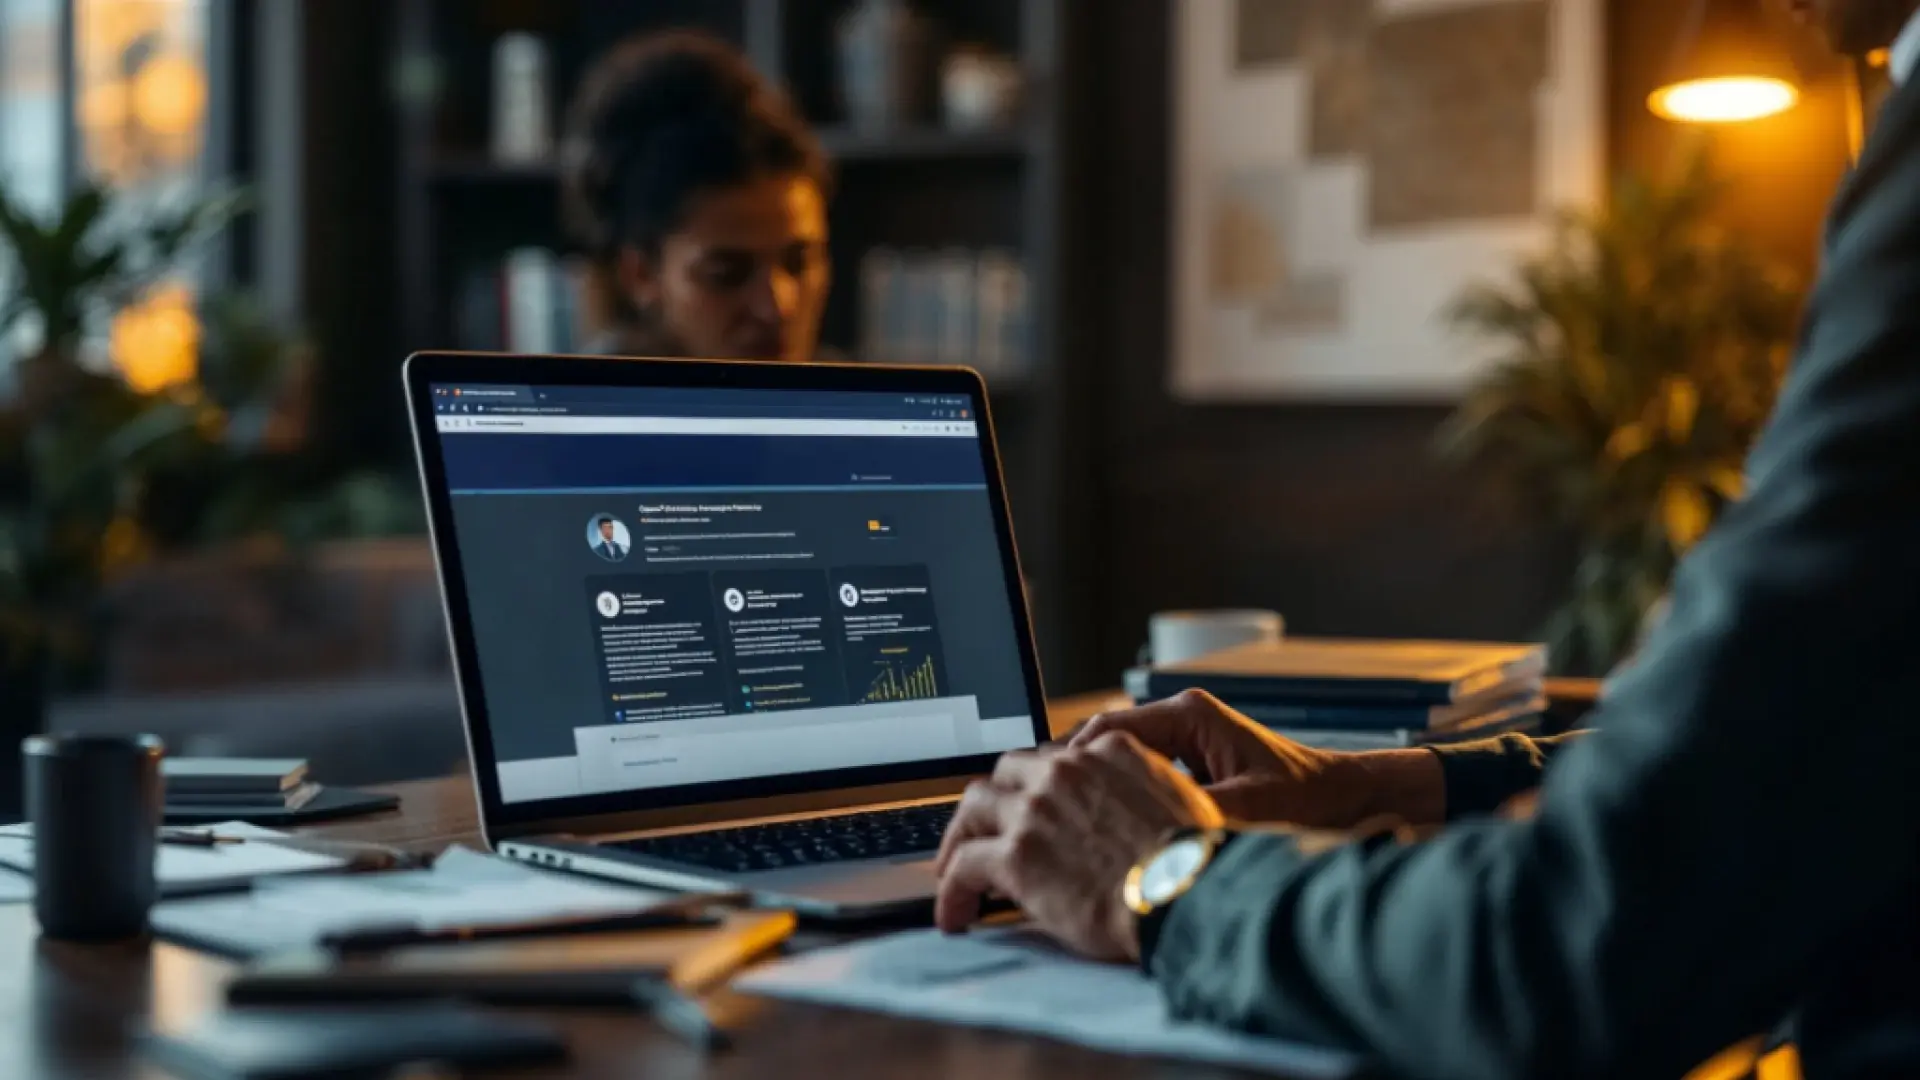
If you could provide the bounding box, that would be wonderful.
[428,382,1040,805]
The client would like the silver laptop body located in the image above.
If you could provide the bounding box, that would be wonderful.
[405,352,1049,918]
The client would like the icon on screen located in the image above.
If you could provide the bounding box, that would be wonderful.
[588,516,631,562]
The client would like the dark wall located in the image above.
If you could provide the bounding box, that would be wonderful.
[1045,0,1852,690]
[288,0,1854,692]
[296,0,404,469]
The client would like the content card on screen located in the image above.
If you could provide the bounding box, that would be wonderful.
[429,384,1038,805]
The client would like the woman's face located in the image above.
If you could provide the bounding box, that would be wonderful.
[619,173,831,362]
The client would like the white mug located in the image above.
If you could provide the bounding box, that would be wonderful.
[1147,609,1284,666]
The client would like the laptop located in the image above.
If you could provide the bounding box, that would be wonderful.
[405,352,1050,918]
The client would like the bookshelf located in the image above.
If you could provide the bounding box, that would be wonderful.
[389,0,1088,685]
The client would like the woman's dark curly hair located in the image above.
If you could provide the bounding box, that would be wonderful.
[561,32,830,328]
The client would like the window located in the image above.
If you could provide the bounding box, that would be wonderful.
[0,0,65,215]
[72,0,210,390]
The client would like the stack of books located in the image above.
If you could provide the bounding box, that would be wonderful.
[163,758,321,816]
[1124,637,1548,751]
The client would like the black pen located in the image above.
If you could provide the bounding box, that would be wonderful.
[317,901,734,955]
[159,829,245,847]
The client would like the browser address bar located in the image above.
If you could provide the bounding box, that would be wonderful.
[434,415,979,438]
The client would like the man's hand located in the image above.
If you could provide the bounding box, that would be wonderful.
[1070,690,1328,789]
[933,732,1225,962]
[1068,690,1445,828]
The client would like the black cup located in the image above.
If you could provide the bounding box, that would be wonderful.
[24,734,165,941]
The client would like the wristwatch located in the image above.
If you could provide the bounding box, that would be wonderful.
[1124,827,1230,967]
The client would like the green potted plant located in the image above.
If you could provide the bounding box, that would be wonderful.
[0,180,243,809]
[1438,150,1804,675]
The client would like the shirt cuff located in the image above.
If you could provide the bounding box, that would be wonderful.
[1146,831,1309,1021]
[1425,733,1553,821]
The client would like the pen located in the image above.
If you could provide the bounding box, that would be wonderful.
[317,896,739,955]
[159,829,244,847]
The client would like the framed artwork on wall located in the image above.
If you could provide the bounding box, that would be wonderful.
[1170,0,1605,400]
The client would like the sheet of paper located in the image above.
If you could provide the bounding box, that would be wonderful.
[0,821,346,896]
[150,846,677,957]
[737,927,1366,1079]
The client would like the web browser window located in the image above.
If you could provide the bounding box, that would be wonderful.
[430,383,1037,804]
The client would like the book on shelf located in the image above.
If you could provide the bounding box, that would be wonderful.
[456,250,588,355]
[491,33,553,164]
[858,246,1030,379]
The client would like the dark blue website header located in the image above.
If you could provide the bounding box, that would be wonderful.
[440,432,991,493]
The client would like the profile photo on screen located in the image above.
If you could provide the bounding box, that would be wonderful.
[587,515,631,562]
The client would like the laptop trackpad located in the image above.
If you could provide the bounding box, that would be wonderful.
[740,855,938,910]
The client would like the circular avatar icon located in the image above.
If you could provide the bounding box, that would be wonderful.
[595,592,621,619]
[586,514,631,562]
[838,583,860,608]
[723,588,746,613]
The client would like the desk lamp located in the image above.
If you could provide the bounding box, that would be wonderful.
[1649,0,1804,123]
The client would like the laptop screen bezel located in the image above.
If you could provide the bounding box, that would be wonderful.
[404,351,1051,836]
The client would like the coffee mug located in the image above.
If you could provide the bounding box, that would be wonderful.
[1146,609,1284,666]
[24,733,166,941]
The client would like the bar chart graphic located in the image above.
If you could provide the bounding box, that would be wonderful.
[860,650,940,703]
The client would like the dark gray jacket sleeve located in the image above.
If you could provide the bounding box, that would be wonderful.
[1147,90,1920,1080]
[1428,732,1581,821]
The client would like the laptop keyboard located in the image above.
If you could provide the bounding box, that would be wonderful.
[613,803,956,873]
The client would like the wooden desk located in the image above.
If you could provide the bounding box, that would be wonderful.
[0,687,1598,1080]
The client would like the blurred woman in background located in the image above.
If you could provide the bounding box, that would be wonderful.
[562,32,834,361]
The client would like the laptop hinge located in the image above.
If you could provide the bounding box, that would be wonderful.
[489,774,973,843]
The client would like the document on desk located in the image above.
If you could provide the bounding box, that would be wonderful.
[736,927,1367,1079]
[0,821,347,896]
[151,847,677,957]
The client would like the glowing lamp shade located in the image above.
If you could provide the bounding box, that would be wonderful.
[1649,0,1802,125]
[1649,76,1799,123]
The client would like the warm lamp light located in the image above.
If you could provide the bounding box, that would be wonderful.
[111,283,200,394]
[132,52,208,137]
[1650,76,1800,123]
[1649,0,1802,124]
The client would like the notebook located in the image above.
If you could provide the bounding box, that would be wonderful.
[1228,690,1549,735]
[151,846,683,957]
[1143,637,1548,705]
[0,821,348,897]
[163,758,309,796]
[168,782,323,812]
